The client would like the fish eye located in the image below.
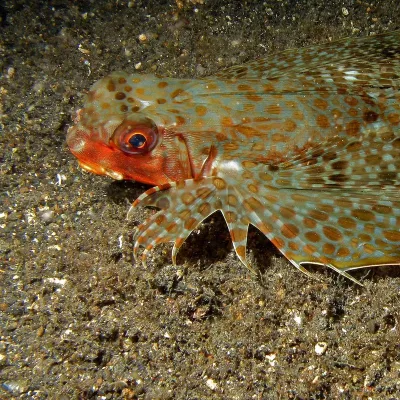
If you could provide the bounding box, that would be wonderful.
[112,117,159,155]
[128,133,146,149]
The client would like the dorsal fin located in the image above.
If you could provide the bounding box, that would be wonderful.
[213,31,400,84]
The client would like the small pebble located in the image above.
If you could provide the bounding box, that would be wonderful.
[315,342,328,355]
[138,34,147,42]
[206,378,217,391]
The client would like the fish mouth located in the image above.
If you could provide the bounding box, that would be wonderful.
[78,161,126,181]
[67,123,127,181]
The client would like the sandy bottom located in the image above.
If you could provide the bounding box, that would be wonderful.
[1,1,400,398]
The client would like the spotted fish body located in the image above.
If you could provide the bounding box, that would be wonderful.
[67,32,400,283]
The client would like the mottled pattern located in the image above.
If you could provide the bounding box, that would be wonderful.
[67,32,400,284]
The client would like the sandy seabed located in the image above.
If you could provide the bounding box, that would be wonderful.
[1,1,400,399]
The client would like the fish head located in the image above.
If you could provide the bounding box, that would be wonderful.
[67,72,203,185]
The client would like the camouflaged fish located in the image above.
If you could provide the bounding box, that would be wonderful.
[67,31,400,284]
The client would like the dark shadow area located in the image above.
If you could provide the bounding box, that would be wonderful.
[105,180,149,205]
[175,211,232,269]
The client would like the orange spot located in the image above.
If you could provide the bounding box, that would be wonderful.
[124,85,132,92]
[157,98,167,104]
[184,217,198,230]
[179,209,191,220]
[316,114,330,129]
[265,104,282,114]
[120,104,128,112]
[303,244,317,255]
[194,119,205,128]
[243,197,264,211]
[337,217,356,230]
[283,119,297,132]
[292,110,304,121]
[280,207,296,219]
[101,102,110,109]
[248,184,258,193]
[281,223,299,239]
[216,133,228,141]
[251,143,264,151]
[237,84,253,91]
[289,242,299,251]
[271,237,285,248]
[291,193,311,202]
[237,126,260,137]
[158,81,169,88]
[348,108,359,117]
[225,211,237,223]
[309,210,329,221]
[175,116,185,125]
[182,193,195,205]
[358,234,372,246]
[213,178,226,190]
[235,245,246,259]
[383,230,400,242]
[224,143,239,151]
[344,96,358,106]
[115,92,126,100]
[205,83,218,90]
[319,204,335,213]
[346,141,362,152]
[345,120,361,136]
[303,217,317,229]
[363,243,376,254]
[231,228,247,242]
[331,108,342,118]
[227,195,238,206]
[272,133,289,143]
[363,110,379,123]
[323,226,343,241]
[337,247,350,257]
[196,187,213,199]
[262,83,275,92]
[372,205,392,214]
[367,154,382,165]
[243,103,255,112]
[166,223,178,233]
[242,160,258,168]
[107,80,116,92]
[364,224,375,234]
[323,243,335,255]
[334,198,353,208]
[195,105,208,116]
[170,88,185,98]
[242,171,253,179]
[155,215,167,225]
[388,113,400,125]
[305,231,320,243]
[174,237,185,248]
[264,194,278,203]
[351,209,375,222]
[259,172,273,181]
[198,202,211,216]
[135,88,145,96]
[118,77,127,84]
[257,222,273,234]
[314,98,328,110]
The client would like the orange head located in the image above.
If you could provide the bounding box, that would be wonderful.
[67,72,216,185]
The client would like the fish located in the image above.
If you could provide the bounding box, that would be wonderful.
[67,31,400,285]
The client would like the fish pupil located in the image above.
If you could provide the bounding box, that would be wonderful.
[129,133,146,148]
